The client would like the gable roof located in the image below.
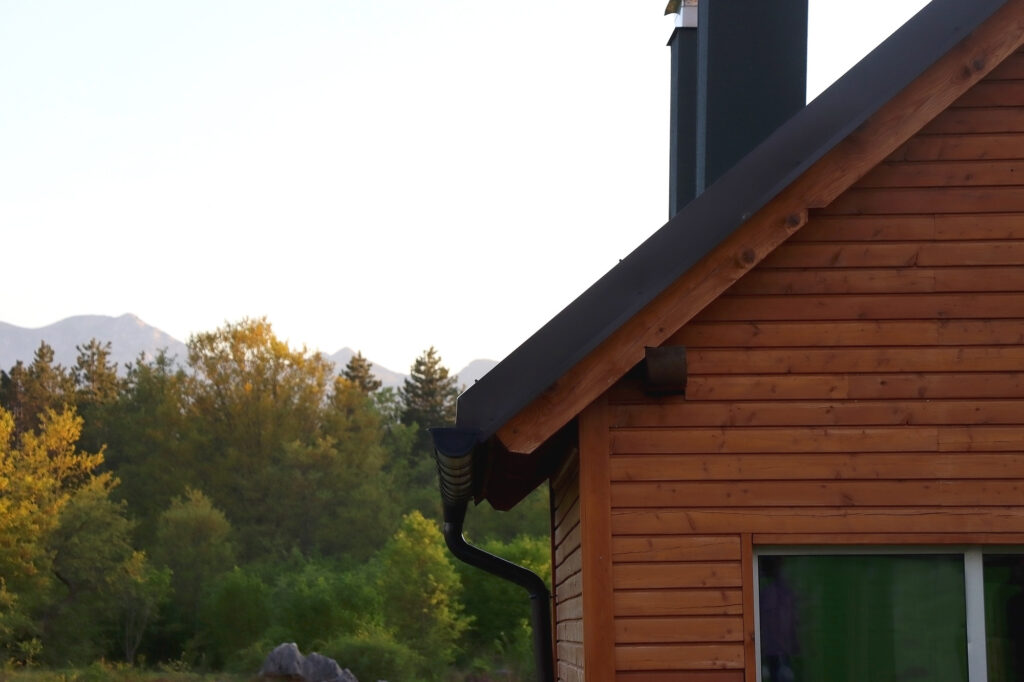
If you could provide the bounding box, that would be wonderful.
[455,0,1018,460]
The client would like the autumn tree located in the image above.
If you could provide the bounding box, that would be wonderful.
[342,351,381,394]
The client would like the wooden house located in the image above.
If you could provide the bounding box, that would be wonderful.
[440,0,1024,680]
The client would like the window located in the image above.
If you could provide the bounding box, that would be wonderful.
[755,549,1024,682]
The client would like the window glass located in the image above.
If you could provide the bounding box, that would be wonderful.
[758,554,968,682]
[983,554,1024,681]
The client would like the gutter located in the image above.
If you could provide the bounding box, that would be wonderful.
[430,428,554,682]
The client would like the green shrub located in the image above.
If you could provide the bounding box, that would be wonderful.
[319,630,423,682]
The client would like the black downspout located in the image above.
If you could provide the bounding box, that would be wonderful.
[442,500,554,682]
[430,428,554,682]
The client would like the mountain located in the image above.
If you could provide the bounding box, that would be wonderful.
[327,347,407,389]
[326,348,497,391]
[0,314,499,392]
[0,314,188,372]
[454,358,497,389]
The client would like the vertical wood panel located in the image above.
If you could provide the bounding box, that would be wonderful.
[581,396,615,681]
[741,534,756,682]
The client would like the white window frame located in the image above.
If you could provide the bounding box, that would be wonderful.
[753,546,1024,682]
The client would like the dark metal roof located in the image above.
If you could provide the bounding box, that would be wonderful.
[455,0,1007,441]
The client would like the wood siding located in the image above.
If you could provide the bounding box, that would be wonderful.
[601,49,1024,680]
[552,450,583,682]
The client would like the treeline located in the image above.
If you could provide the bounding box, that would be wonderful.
[0,318,549,681]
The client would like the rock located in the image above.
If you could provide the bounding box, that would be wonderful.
[260,643,304,678]
[259,643,359,682]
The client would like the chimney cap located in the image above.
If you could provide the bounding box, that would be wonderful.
[674,0,698,28]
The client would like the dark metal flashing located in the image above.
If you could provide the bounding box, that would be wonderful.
[455,0,1007,444]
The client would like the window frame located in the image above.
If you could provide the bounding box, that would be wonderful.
[753,546,1024,682]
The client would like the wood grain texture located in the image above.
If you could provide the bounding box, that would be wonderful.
[729,268,1024,294]
[611,400,1024,428]
[697,294,1024,321]
[614,589,744,617]
[612,536,741,563]
[752,532,1024,545]
[613,563,743,590]
[611,507,1024,535]
[616,644,745,671]
[792,213,1024,241]
[580,397,615,681]
[616,672,744,682]
[609,453,1024,482]
[681,373,1024,401]
[615,616,744,644]
[610,480,1024,508]
[610,426,1024,455]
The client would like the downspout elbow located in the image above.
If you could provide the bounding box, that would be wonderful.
[431,428,554,682]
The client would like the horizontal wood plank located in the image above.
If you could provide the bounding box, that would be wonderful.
[984,54,1024,80]
[560,663,584,682]
[612,535,741,563]
[555,522,582,563]
[558,594,583,618]
[610,426,1024,454]
[685,346,1024,374]
[728,268,1024,295]
[889,133,1024,161]
[760,242,1024,268]
[614,588,744,617]
[611,507,1024,535]
[615,616,744,644]
[825,186,1024,214]
[610,480,1024,509]
[611,399,1024,428]
[698,294,1024,321]
[558,641,584,667]
[557,619,584,643]
[555,566,582,596]
[857,160,1024,188]
[616,672,744,682]
[616,644,744,671]
[680,372,1024,401]
[794,213,1024,242]
[922,107,1024,134]
[954,80,1024,107]
[672,320,1024,347]
[613,562,742,590]
[610,399,1024,425]
[609,453,1024,482]
[752,532,1024,546]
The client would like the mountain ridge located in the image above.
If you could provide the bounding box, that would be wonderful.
[0,315,495,388]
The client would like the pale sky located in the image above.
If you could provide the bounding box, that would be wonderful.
[1,0,929,373]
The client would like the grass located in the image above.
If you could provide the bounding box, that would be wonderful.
[0,663,252,682]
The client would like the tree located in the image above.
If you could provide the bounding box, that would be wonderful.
[342,351,381,394]
[184,318,334,556]
[103,351,195,544]
[375,511,470,677]
[400,347,458,452]
[41,475,143,665]
[151,488,235,651]
[0,343,74,437]
[72,339,122,454]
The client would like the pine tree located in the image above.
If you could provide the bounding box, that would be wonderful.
[399,347,458,435]
[342,351,382,394]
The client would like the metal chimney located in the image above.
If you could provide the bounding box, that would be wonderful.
[669,0,809,216]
